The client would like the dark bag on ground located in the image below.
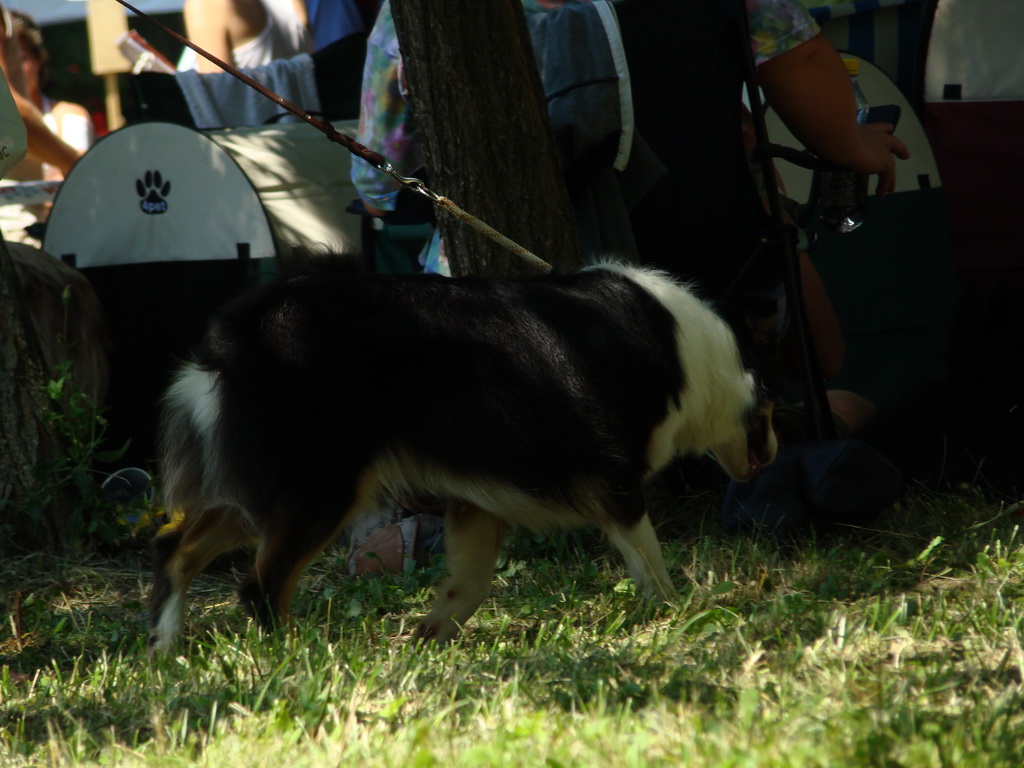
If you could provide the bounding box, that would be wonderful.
[721,438,904,538]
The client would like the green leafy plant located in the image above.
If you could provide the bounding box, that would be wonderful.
[15,285,142,550]
[20,358,134,548]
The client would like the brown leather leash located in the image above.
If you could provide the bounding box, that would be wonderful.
[112,0,554,272]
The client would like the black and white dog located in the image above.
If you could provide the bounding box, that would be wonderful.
[150,260,776,650]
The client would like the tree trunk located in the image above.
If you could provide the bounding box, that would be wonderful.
[391,0,582,277]
[0,238,72,549]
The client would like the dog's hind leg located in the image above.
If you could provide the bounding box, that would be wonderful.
[238,504,353,632]
[414,500,505,643]
[602,513,676,602]
[150,505,256,652]
[238,470,380,632]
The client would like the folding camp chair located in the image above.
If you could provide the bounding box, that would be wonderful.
[719,2,905,536]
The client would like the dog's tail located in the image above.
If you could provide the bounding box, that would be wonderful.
[158,363,222,517]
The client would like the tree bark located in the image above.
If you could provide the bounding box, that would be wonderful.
[0,238,72,549]
[391,0,582,277]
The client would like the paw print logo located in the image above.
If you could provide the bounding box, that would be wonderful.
[136,170,171,215]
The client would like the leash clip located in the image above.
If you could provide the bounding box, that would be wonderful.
[387,169,443,204]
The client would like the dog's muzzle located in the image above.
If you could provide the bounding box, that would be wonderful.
[746,401,778,477]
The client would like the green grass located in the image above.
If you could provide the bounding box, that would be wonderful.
[2,488,1023,767]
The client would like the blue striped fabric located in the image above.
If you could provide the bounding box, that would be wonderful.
[809,0,913,22]
[848,6,877,60]
[807,0,924,98]
[896,2,921,98]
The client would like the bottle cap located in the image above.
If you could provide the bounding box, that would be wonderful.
[842,58,859,76]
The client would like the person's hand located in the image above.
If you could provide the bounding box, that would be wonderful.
[851,123,911,197]
[757,33,912,197]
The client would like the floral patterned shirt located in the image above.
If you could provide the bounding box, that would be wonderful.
[748,0,820,66]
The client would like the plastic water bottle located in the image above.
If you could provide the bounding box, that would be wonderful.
[819,58,870,234]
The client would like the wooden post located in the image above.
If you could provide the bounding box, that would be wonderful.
[87,0,131,131]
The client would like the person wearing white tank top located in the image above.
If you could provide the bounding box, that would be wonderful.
[178,0,314,72]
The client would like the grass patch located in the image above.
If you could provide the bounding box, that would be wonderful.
[2,489,1023,766]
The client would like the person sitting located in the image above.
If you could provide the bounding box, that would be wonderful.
[0,5,82,245]
[11,11,94,183]
[618,0,908,438]
[0,4,79,176]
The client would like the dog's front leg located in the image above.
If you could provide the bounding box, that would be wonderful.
[414,500,504,643]
[602,512,676,603]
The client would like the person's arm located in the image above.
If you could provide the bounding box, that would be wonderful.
[183,0,238,73]
[757,32,909,196]
[15,92,80,175]
[290,0,308,30]
[0,27,80,175]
